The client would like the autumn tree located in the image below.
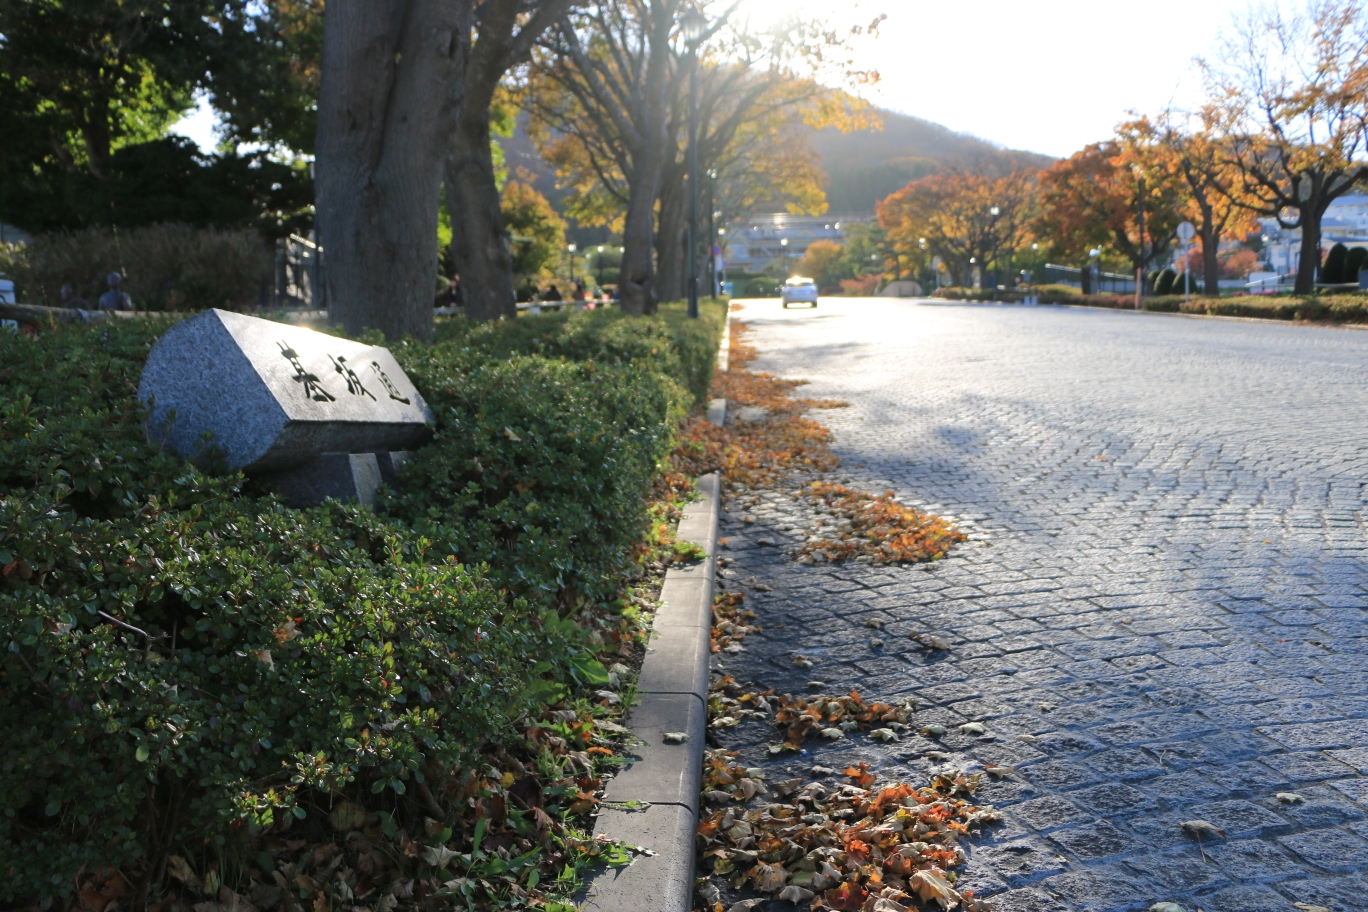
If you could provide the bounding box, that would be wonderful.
[446,0,574,322]
[797,239,850,287]
[1034,141,1184,292]
[879,166,1036,288]
[654,78,866,299]
[1201,0,1368,294]
[533,0,689,315]
[1122,111,1257,295]
[533,3,880,312]
[502,180,567,290]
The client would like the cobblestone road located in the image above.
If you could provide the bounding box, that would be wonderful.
[712,298,1368,912]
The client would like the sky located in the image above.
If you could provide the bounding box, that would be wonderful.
[172,0,1260,160]
[735,0,1261,158]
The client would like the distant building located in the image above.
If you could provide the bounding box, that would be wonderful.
[721,214,870,274]
[1260,193,1368,276]
[0,222,32,245]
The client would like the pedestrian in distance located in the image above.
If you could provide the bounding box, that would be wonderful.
[97,273,132,311]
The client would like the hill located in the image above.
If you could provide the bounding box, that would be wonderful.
[813,108,1055,214]
[498,106,1057,238]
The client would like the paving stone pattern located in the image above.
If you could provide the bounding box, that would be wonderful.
[711,300,1368,912]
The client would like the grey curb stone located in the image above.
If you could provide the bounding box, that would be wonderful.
[583,470,720,912]
[635,623,709,697]
[601,692,707,811]
[707,398,727,427]
[717,311,732,372]
[581,805,698,912]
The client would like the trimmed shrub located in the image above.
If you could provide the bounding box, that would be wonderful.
[1324,243,1349,284]
[434,303,722,406]
[1153,268,1177,296]
[3,224,272,311]
[0,303,712,905]
[1345,246,1368,284]
[0,319,543,903]
[382,348,685,610]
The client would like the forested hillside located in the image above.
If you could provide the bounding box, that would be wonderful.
[813,108,1053,214]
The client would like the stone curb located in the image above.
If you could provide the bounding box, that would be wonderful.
[706,398,726,427]
[717,308,732,372]
[581,458,721,912]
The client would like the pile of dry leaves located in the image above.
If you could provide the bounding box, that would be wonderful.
[675,315,961,567]
[672,319,843,490]
[694,734,999,912]
[697,676,1001,911]
[793,483,965,566]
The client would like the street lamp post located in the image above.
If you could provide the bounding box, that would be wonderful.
[780,237,789,277]
[717,226,726,298]
[568,243,577,287]
[596,245,605,289]
[682,9,707,319]
[1089,247,1102,294]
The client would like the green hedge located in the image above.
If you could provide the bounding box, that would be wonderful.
[434,300,723,405]
[0,303,715,905]
[381,350,684,609]
[932,286,1368,324]
[1130,293,1368,323]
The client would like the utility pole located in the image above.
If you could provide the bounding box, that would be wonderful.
[1135,173,1145,309]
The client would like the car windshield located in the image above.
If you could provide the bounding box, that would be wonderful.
[786,278,814,286]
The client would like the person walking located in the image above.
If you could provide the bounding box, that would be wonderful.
[97,273,132,311]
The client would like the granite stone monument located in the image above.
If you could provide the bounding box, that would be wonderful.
[139,308,433,505]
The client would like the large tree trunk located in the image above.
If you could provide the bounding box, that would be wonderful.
[655,161,686,302]
[1201,225,1221,297]
[620,167,661,314]
[447,123,515,320]
[617,3,676,316]
[445,0,570,322]
[316,0,469,342]
[446,97,515,321]
[1294,209,1323,295]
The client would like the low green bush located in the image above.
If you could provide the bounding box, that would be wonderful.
[434,300,722,405]
[0,320,545,902]
[382,348,685,611]
[1324,243,1350,284]
[1152,269,1177,296]
[1053,290,1368,323]
[0,303,714,906]
[1345,246,1368,281]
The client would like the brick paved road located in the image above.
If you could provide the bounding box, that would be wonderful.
[712,298,1368,912]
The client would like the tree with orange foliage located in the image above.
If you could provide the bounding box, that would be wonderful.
[1120,112,1258,295]
[797,239,849,288]
[878,167,1035,288]
[1200,0,1368,294]
[1034,141,1184,292]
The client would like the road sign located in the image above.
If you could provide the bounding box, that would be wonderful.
[1177,221,1195,242]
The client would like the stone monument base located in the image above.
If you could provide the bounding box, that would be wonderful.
[259,451,411,508]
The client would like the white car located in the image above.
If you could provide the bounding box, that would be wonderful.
[780,276,818,308]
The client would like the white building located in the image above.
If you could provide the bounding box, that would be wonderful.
[1260,193,1368,276]
[720,214,869,274]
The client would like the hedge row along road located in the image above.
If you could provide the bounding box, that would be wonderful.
[0,303,723,910]
[707,296,1368,912]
